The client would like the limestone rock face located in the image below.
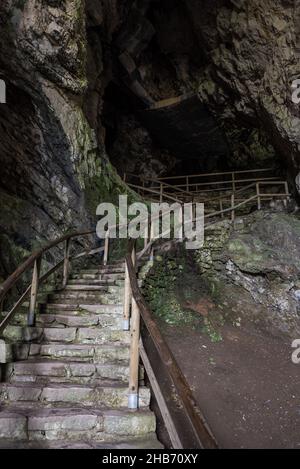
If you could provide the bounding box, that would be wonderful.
[184,0,300,173]
[196,212,300,338]
[0,1,107,279]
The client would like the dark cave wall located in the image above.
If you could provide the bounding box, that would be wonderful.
[0,0,300,281]
[184,0,300,174]
[0,0,121,280]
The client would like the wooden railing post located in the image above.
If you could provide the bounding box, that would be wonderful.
[150,221,155,261]
[0,295,5,318]
[123,261,131,331]
[144,223,149,249]
[103,230,110,265]
[284,181,289,207]
[256,183,261,210]
[220,199,224,218]
[160,183,163,203]
[123,243,137,331]
[232,172,236,192]
[27,257,41,326]
[128,296,141,409]
[231,193,235,223]
[62,238,71,288]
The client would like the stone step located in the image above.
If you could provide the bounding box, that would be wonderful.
[63,285,109,291]
[3,326,130,346]
[6,360,142,384]
[0,407,156,441]
[72,273,125,281]
[48,291,123,302]
[68,279,117,286]
[48,297,118,305]
[43,304,123,315]
[0,434,163,449]
[10,313,124,329]
[82,266,125,274]
[12,343,130,363]
[0,383,150,408]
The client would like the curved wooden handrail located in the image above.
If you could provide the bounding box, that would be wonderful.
[0,229,94,302]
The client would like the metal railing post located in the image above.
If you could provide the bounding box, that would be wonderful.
[62,238,71,288]
[27,257,42,326]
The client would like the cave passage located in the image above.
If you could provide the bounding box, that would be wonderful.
[97,0,288,185]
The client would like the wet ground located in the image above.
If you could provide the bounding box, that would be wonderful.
[163,322,300,449]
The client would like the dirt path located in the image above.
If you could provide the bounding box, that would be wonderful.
[163,322,300,449]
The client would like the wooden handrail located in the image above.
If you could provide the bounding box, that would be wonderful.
[0,176,290,447]
[126,182,182,203]
[0,229,94,303]
[156,167,275,181]
[0,246,104,334]
[125,245,218,448]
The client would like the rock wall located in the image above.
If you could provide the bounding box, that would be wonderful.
[195,212,300,339]
[184,0,300,175]
[0,0,126,281]
[1,0,300,281]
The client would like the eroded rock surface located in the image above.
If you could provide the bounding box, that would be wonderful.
[196,212,300,338]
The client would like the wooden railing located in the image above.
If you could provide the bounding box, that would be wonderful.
[0,178,291,448]
[124,238,218,449]
[124,168,288,205]
[0,230,102,333]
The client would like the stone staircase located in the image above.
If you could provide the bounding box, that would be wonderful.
[0,263,162,449]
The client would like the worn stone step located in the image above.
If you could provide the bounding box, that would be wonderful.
[43,304,123,315]
[10,312,124,329]
[48,291,123,302]
[67,279,116,286]
[0,407,156,441]
[72,273,125,281]
[48,297,118,306]
[12,343,130,363]
[63,285,109,291]
[0,434,163,449]
[0,383,150,408]
[3,326,130,346]
[49,292,110,300]
[6,360,141,384]
[83,266,125,274]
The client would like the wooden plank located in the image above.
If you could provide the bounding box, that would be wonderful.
[62,238,71,288]
[140,341,183,449]
[128,297,140,409]
[27,257,41,326]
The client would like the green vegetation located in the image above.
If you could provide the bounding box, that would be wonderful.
[142,254,198,326]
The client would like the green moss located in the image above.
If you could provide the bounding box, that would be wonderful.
[142,252,202,327]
